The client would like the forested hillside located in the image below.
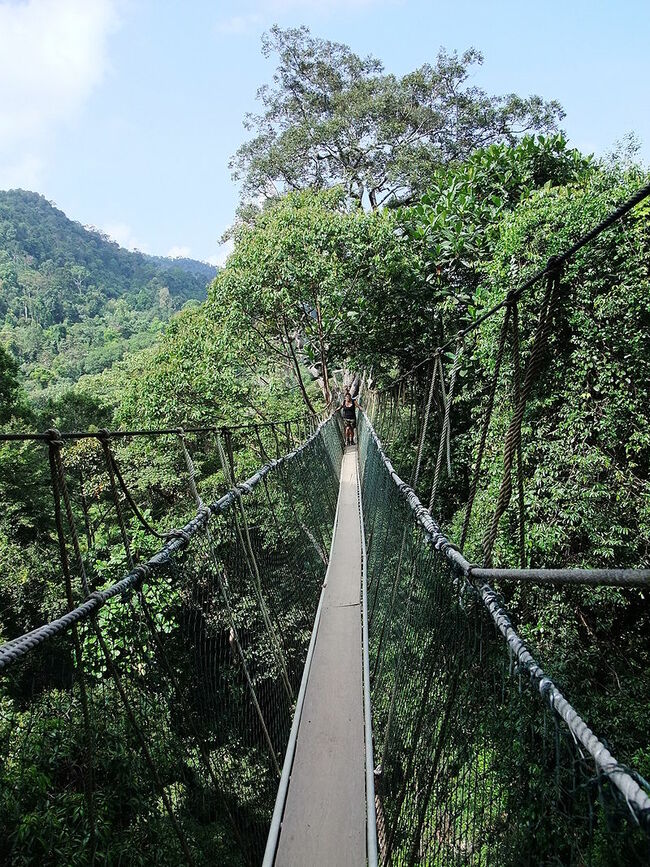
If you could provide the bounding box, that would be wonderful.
[1,24,648,866]
[0,190,215,397]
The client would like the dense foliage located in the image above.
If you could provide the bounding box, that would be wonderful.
[231,25,563,210]
[0,29,648,862]
[0,190,214,398]
[364,162,650,796]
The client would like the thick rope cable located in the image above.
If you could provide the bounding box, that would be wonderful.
[459,307,511,551]
[428,340,463,511]
[511,301,526,568]
[482,263,563,566]
[49,430,195,864]
[360,411,650,828]
[45,430,97,862]
[384,179,650,389]
[217,430,294,700]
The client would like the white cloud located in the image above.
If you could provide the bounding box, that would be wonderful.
[0,0,119,189]
[0,153,45,190]
[101,222,150,253]
[264,0,381,9]
[165,244,192,258]
[215,0,385,35]
[216,13,263,35]
[208,238,234,268]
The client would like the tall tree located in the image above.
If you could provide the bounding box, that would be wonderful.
[212,189,419,409]
[231,26,564,210]
[0,343,23,424]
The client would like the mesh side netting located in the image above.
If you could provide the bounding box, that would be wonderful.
[358,413,650,867]
[0,417,342,866]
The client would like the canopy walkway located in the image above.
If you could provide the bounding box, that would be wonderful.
[1,182,650,865]
[0,411,648,865]
[269,446,369,867]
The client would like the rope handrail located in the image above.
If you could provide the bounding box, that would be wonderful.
[0,413,315,444]
[471,566,650,586]
[385,178,650,389]
[358,410,650,829]
[0,415,334,671]
[361,409,650,584]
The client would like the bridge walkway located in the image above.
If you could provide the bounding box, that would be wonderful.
[272,445,367,866]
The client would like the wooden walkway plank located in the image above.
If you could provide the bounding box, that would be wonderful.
[274,447,366,867]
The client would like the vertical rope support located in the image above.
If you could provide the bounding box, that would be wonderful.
[482,262,563,566]
[45,430,97,864]
[179,429,283,789]
[98,431,134,569]
[49,433,91,597]
[428,340,463,512]
[176,427,203,509]
[459,308,511,551]
[389,386,399,444]
[511,301,526,568]
[407,377,415,443]
[270,422,282,460]
[216,430,294,701]
[48,431,196,865]
[104,430,254,850]
[254,424,269,464]
[411,358,438,490]
[78,467,93,549]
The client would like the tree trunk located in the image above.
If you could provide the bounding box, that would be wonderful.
[314,296,332,406]
[282,321,318,417]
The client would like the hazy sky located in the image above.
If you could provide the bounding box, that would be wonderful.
[0,0,648,264]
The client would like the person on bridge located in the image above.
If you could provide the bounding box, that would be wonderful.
[339,389,358,446]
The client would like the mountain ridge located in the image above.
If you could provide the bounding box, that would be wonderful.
[0,189,216,397]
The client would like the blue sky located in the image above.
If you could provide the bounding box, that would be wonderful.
[0,0,648,264]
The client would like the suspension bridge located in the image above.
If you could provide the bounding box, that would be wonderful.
[1,183,650,865]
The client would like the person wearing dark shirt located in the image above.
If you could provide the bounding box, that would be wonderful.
[339,389,358,446]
